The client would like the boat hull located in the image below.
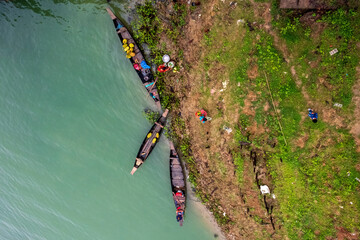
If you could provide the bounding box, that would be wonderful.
[169,141,186,226]
[106,8,161,109]
[131,109,169,175]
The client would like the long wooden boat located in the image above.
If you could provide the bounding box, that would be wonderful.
[106,8,161,109]
[130,109,169,175]
[169,141,186,226]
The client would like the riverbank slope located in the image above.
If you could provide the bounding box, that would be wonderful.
[123,0,360,239]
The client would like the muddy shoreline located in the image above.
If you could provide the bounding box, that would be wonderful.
[184,167,226,240]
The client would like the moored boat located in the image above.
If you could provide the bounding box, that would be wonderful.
[130,109,169,175]
[169,141,186,226]
[106,8,161,109]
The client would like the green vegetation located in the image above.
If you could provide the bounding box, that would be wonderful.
[133,1,182,110]
[196,1,360,238]
[143,109,160,124]
[166,3,187,42]
[133,1,164,64]
[273,7,360,107]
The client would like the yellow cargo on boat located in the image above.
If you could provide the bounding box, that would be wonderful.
[156,133,159,138]
[147,133,152,138]
[152,138,156,143]
[130,52,135,57]
[123,39,127,44]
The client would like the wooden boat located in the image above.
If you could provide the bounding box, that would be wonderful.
[130,109,169,175]
[106,8,161,109]
[169,141,186,226]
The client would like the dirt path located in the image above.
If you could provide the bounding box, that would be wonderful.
[350,66,360,152]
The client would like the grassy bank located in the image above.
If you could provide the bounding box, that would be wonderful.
[131,0,360,239]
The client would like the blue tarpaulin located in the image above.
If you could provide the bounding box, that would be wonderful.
[141,60,151,69]
[116,22,122,30]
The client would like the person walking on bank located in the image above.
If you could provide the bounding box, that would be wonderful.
[308,108,318,123]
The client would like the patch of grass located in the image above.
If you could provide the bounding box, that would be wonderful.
[134,1,163,58]
[275,8,360,109]
[280,17,302,43]
[233,152,245,186]
[212,5,360,237]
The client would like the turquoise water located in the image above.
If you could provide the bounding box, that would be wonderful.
[0,1,217,239]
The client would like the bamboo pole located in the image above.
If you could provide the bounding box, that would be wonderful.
[264,72,288,146]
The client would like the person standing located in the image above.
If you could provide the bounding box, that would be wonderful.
[195,110,207,123]
[308,108,318,123]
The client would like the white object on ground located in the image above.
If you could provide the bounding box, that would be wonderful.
[329,48,338,55]
[223,212,226,216]
[271,194,276,199]
[356,177,360,183]
[222,80,228,88]
[162,54,170,63]
[260,185,270,195]
[223,126,233,134]
[334,103,343,108]
[220,80,228,92]
[237,19,245,25]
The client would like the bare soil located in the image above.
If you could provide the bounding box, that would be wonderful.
[350,66,360,152]
[156,1,284,239]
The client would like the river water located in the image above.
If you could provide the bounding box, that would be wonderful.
[0,1,218,239]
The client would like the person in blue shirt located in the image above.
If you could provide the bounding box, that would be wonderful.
[199,115,207,123]
[308,108,318,123]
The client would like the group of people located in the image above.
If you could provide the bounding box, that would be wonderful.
[195,109,208,123]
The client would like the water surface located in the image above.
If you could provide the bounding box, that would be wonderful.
[0,1,217,239]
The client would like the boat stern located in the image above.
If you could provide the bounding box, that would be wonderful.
[106,8,116,20]
[162,109,169,117]
[130,167,138,175]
